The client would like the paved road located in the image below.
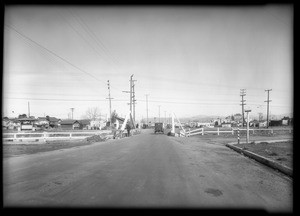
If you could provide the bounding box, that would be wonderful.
[3,129,292,212]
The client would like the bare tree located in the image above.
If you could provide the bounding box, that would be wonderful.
[84,107,101,120]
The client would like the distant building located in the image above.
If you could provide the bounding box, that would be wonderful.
[90,119,106,130]
[60,120,81,130]
[196,122,211,128]
[282,116,290,126]
[269,120,282,127]
[48,117,61,128]
[259,121,268,128]
[221,123,231,128]
[78,119,91,130]
[250,120,259,127]
[18,118,37,131]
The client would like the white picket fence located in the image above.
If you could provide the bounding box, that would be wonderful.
[3,130,112,143]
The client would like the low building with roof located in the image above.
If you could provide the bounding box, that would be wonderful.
[60,120,81,130]
[78,119,91,130]
[18,117,37,131]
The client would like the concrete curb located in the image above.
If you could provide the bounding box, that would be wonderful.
[225,141,293,178]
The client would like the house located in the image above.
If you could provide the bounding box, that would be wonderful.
[18,118,37,131]
[221,123,232,128]
[250,120,259,127]
[269,120,282,127]
[212,118,222,126]
[60,120,81,130]
[259,121,268,128]
[196,122,212,128]
[90,120,105,130]
[78,119,91,130]
[282,116,290,126]
[2,117,20,130]
[48,117,61,128]
[36,117,50,129]
[2,118,10,129]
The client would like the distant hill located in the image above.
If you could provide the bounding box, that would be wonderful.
[140,113,292,123]
[179,115,225,123]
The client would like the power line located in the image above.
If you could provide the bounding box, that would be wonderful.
[4,97,127,102]
[58,11,109,63]
[70,9,122,67]
[5,24,111,88]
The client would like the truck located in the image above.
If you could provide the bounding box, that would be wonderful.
[154,123,164,134]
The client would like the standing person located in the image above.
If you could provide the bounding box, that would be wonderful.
[126,122,131,137]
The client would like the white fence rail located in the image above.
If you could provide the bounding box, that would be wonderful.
[180,127,290,137]
[3,130,112,142]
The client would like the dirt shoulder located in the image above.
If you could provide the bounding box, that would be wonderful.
[235,141,292,168]
[3,139,95,158]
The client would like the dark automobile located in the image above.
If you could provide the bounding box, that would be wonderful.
[154,123,164,134]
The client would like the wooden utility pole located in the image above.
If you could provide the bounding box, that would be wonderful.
[28,101,30,117]
[132,80,137,122]
[122,75,136,128]
[158,105,161,122]
[265,89,272,128]
[106,80,114,124]
[70,108,74,119]
[245,109,251,143]
[240,89,246,127]
[145,94,149,125]
[130,75,133,114]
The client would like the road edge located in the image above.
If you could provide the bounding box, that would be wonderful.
[225,140,293,177]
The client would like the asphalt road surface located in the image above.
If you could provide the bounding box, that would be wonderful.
[3,129,292,212]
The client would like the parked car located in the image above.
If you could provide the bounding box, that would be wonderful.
[154,123,164,134]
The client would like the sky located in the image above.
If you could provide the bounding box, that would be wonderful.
[3,5,293,121]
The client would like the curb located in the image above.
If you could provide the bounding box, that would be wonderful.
[225,141,293,177]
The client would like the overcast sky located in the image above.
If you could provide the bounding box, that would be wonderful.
[3,5,293,120]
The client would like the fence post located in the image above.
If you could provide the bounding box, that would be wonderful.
[43,132,46,143]
[14,133,17,142]
[202,128,204,135]
[70,133,72,140]
[237,128,240,144]
[232,128,234,135]
[217,127,219,135]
